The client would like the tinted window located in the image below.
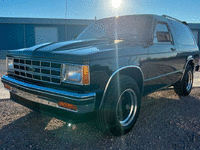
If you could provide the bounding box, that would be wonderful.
[155,23,168,33]
[168,19,195,45]
[154,23,172,43]
[76,16,151,43]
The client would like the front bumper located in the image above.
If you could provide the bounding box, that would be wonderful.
[1,75,96,115]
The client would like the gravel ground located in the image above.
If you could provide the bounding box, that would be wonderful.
[1,57,200,150]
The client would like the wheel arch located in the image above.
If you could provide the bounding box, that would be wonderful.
[181,56,195,80]
[99,66,144,109]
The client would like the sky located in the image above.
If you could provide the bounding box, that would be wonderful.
[0,0,200,23]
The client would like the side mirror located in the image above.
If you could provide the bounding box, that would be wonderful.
[156,32,172,42]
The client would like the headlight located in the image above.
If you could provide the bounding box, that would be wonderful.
[62,64,90,85]
[6,57,14,71]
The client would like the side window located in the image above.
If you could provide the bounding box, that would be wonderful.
[168,19,195,45]
[154,23,172,44]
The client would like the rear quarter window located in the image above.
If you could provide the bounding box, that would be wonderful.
[153,22,172,44]
[168,19,195,46]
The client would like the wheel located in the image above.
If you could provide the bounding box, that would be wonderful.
[174,65,193,96]
[97,75,141,136]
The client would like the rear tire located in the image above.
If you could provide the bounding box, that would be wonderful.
[97,75,141,136]
[174,65,193,96]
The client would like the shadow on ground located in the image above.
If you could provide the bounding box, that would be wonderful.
[0,89,200,150]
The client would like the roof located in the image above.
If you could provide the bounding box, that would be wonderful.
[99,14,158,20]
[97,14,171,24]
[0,17,94,25]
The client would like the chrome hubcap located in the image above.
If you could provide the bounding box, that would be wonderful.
[116,89,137,127]
[186,71,192,91]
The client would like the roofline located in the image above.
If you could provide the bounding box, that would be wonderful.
[96,14,158,22]
[0,17,94,25]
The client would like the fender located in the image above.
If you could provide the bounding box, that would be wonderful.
[99,65,144,109]
[181,55,194,80]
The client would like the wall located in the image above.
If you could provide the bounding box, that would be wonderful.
[0,23,89,50]
[0,24,25,50]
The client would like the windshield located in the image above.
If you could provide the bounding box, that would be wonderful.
[76,15,151,42]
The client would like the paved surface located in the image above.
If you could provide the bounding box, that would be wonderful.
[0,54,200,149]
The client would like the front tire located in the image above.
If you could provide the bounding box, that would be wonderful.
[97,75,141,136]
[174,65,193,96]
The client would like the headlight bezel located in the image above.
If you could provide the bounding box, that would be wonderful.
[6,57,14,72]
[61,63,90,85]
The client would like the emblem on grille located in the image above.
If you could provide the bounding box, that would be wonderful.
[27,67,35,72]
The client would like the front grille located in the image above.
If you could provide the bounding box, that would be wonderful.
[13,58,62,84]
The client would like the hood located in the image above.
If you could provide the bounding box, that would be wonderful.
[9,39,107,54]
[33,39,108,53]
[8,38,144,63]
[8,39,111,61]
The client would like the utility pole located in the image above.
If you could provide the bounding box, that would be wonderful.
[65,0,67,18]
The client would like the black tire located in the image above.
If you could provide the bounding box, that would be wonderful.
[174,65,193,96]
[97,75,141,136]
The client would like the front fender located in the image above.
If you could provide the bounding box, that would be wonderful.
[99,66,144,109]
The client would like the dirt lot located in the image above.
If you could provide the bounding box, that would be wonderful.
[0,57,200,149]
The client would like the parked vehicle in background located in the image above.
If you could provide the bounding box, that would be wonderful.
[1,14,199,136]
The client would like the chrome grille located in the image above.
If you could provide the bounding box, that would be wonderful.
[13,58,62,84]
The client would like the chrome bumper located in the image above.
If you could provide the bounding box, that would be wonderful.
[1,75,96,114]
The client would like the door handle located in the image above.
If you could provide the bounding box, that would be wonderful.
[171,48,176,51]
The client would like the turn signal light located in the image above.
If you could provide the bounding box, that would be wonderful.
[82,65,90,85]
[58,101,77,111]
